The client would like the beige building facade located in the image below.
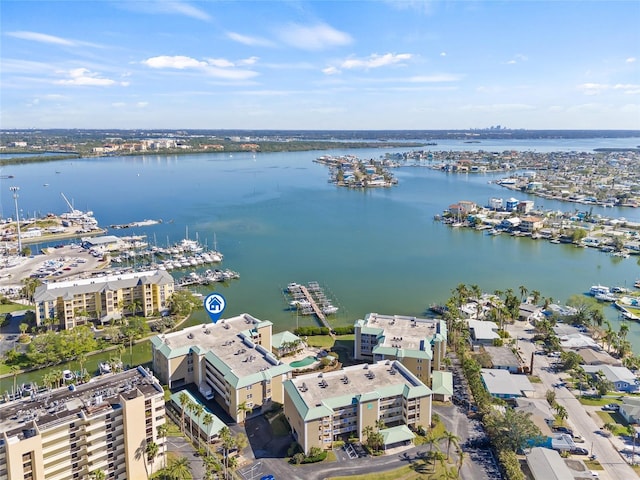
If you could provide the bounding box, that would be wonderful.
[284,360,432,454]
[34,270,174,330]
[151,313,292,423]
[0,367,166,480]
[354,313,447,385]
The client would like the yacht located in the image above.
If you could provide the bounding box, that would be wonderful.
[322,305,339,315]
[590,285,610,296]
[99,362,112,374]
[62,370,75,382]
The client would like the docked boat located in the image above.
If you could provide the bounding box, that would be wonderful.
[99,362,112,374]
[590,285,611,296]
[62,370,75,382]
[322,305,339,315]
[595,292,617,302]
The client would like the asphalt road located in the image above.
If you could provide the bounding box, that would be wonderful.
[509,321,637,480]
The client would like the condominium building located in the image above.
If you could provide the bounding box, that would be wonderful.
[0,367,166,480]
[354,313,447,385]
[283,360,432,454]
[34,270,174,330]
[150,313,293,423]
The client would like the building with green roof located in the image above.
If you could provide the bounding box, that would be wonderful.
[170,390,226,443]
[151,313,293,423]
[354,313,447,386]
[283,360,432,454]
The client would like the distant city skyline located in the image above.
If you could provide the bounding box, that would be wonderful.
[1,0,639,130]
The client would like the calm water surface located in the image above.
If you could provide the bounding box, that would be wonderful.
[3,138,640,352]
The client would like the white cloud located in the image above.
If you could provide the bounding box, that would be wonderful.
[142,55,259,80]
[137,102,149,107]
[626,57,637,63]
[6,31,75,46]
[55,68,127,86]
[143,56,208,69]
[226,32,274,47]
[324,53,414,74]
[278,23,352,51]
[385,0,436,15]
[119,1,211,21]
[440,52,447,57]
[578,83,640,95]
[506,54,528,64]
[238,57,259,66]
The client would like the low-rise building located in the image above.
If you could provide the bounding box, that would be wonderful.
[354,313,447,385]
[480,368,535,399]
[283,360,432,454]
[620,397,640,424]
[430,371,453,402]
[151,314,293,423]
[33,269,174,329]
[526,447,574,480]
[582,365,639,393]
[467,320,500,346]
[483,346,521,373]
[0,367,165,480]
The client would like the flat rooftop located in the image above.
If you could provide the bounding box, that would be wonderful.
[0,367,162,442]
[290,360,426,409]
[154,313,282,379]
[362,313,443,351]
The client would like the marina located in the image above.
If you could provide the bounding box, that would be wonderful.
[3,140,640,350]
[286,281,340,331]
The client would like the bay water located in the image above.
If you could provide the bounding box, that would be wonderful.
[3,138,640,352]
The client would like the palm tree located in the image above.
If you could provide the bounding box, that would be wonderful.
[157,423,169,471]
[519,285,528,302]
[202,413,214,448]
[77,353,87,377]
[531,290,541,305]
[10,365,19,398]
[219,426,235,479]
[146,441,159,474]
[554,405,568,425]
[441,430,460,460]
[89,470,106,480]
[167,456,191,480]
[237,401,251,423]
[185,399,195,442]
[193,403,204,448]
[456,446,466,472]
[178,391,189,434]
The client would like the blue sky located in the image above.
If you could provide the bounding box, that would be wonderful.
[1,0,639,130]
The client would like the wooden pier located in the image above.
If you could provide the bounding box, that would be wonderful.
[286,281,338,336]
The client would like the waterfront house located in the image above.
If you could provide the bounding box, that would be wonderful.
[519,302,544,322]
[354,313,447,385]
[480,368,535,399]
[582,365,640,393]
[151,314,293,423]
[466,319,500,346]
[519,216,544,233]
[515,398,554,436]
[283,360,431,454]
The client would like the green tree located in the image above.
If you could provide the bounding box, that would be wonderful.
[89,470,106,480]
[146,441,159,474]
[178,392,190,434]
[484,409,543,452]
[441,430,460,460]
[167,456,191,480]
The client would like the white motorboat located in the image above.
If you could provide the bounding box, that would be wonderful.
[99,362,112,374]
[62,370,75,382]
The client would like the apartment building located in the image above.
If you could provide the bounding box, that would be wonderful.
[0,367,166,480]
[354,313,447,385]
[283,360,432,454]
[34,270,174,330]
[151,313,293,423]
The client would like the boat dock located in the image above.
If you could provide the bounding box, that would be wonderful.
[286,281,339,333]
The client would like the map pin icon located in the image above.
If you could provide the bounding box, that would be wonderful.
[204,292,226,324]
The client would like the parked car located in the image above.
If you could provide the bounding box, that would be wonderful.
[570,447,589,455]
[552,426,573,435]
[602,404,620,411]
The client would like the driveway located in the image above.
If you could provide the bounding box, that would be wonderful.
[166,435,206,479]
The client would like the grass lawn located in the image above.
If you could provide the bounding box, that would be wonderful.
[579,397,622,407]
[306,335,336,349]
[584,460,603,470]
[596,411,629,435]
[328,461,452,480]
[528,375,542,383]
[0,303,32,314]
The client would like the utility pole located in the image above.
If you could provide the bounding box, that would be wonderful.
[10,186,22,255]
